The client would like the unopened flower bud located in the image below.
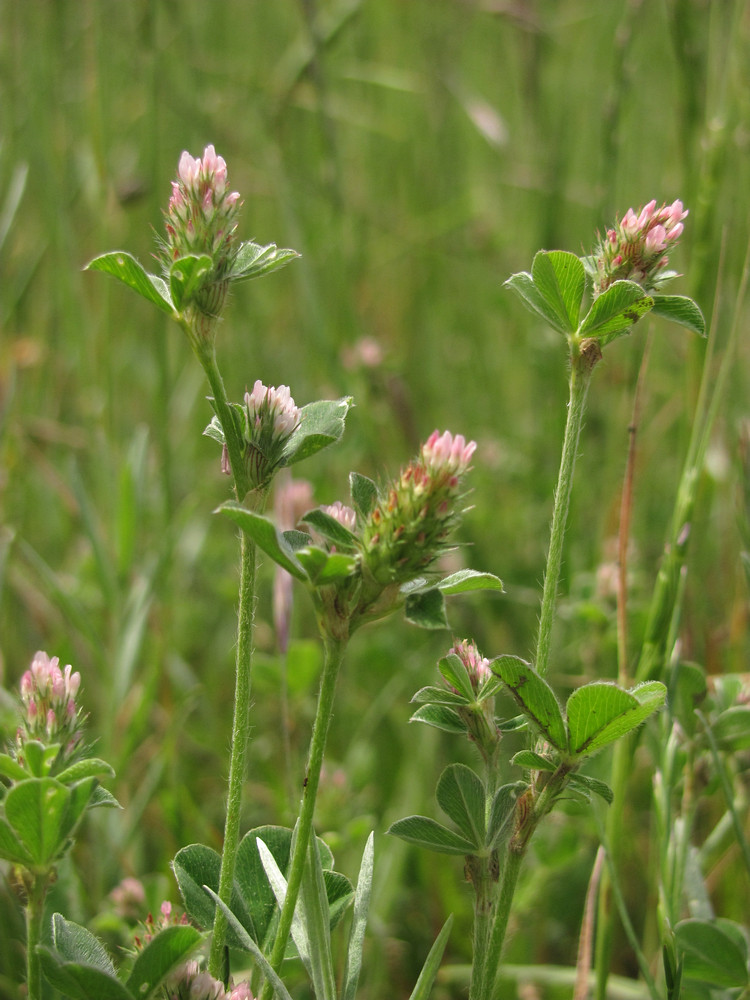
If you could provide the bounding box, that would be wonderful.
[240,380,300,490]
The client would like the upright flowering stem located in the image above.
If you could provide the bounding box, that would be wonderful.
[260,634,348,1000]
[24,874,48,1000]
[208,527,260,977]
[534,345,597,678]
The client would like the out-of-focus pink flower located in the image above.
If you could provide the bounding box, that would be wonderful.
[323,501,357,532]
[273,474,315,653]
[109,877,147,920]
[593,199,688,295]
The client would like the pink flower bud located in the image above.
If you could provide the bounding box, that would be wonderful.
[178,150,201,187]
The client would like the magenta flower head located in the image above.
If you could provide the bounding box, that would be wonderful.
[592,198,688,296]
[159,143,243,322]
[16,650,83,755]
[236,380,301,490]
[362,429,476,586]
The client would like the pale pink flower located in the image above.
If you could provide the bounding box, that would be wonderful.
[323,501,357,532]
[245,380,300,438]
[421,430,477,477]
[448,638,493,692]
[593,198,689,295]
[18,650,82,748]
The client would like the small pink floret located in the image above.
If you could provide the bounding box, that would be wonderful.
[422,429,476,475]
[323,501,357,532]
[178,150,200,187]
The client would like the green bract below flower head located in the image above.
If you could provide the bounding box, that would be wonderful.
[592,198,688,296]
[361,430,476,586]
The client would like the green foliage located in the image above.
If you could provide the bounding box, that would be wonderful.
[38,913,203,1000]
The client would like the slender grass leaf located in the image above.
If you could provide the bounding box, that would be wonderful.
[387,815,476,855]
[511,750,556,771]
[204,890,294,1000]
[486,782,526,850]
[169,254,213,312]
[281,397,352,466]
[299,835,337,1000]
[85,251,174,315]
[436,569,504,594]
[567,773,614,804]
[301,508,359,550]
[675,918,749,988]
[651,295,705,336]
[504,270,570,334]
[217,504,307,580]
[256,836,311,973]
[492,656,567,750]
[228,241,300,282]
[126,925,204,999]
[566,681,666,757]
[408,915,454,1000]
[436,764,486,847]
[579,280,653,344]
[532,250,585,333]
[405,588,448,629]
[349,472,379,518]
[409,704,467,734]
[342,833,374,1000]
[411,685,469,707]
[438,653,476,702]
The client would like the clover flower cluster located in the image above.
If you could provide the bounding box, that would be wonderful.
[165,961,252,1000]
[161,145,242,274]
[445,638,500,762]
[17,650,82,750]
[362,430,476,585]
[592,199,688,295]
[223,380,301,488]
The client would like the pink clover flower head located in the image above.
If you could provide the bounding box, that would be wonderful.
[240,380,301,490]
[17,650,83,750]
[228,985,254,1000]
[323,501,357,532]
[159,143,243,320]
[448,638,493,693]
[361,430,475,586]
[592,198,688,296]
[422,430,477,478]
[109,876,147,919]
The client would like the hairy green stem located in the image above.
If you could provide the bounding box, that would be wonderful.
[476,846,526,1000]
[535,350,595,678]
[209,528,259,977]
[25,873,48,1000]
[261,634,347,1000]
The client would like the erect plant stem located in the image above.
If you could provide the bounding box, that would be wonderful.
[535,349,595,678]
[208,525,259,978]
[24,872,48,1000]
[260,634,348,1000]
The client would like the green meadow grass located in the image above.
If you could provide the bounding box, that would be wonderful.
[1,1,749,997]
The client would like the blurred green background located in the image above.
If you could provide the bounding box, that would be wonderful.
[1,1,749,997]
